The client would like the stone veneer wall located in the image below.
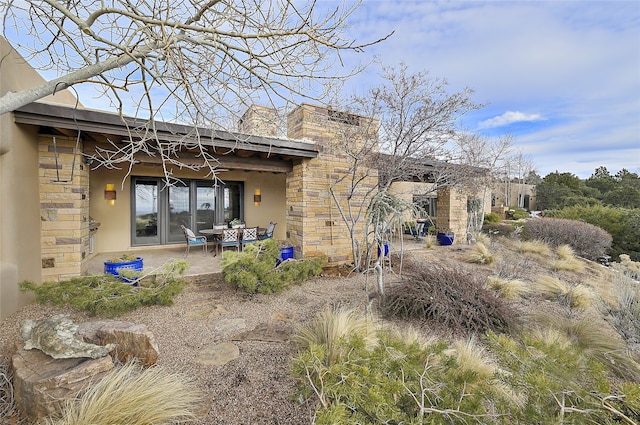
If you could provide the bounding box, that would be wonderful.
[435,187,468,243]
[286,104,378,264]
[39,135,90,281]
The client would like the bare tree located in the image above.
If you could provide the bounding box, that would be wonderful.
[1,0,389,180]
[325,64,481,276]
[452,132,513,233]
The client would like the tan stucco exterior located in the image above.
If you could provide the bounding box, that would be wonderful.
[0,38,79,318]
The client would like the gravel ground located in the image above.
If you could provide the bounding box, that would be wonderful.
[0,269,379,425]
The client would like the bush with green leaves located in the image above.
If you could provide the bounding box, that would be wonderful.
[483,212,501,224]
[522,217,612,260]
[18,260,189,317]
[292,309,640,424]
[382,263,515,335]
[221,238,323,294]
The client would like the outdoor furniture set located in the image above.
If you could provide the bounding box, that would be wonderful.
[181,222,277,257]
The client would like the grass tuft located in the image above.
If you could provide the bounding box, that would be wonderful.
[486,276,530,299]
[48,362,204,425]
[514,240,551,256]
[293,307,378,366]
[464,242,494,265]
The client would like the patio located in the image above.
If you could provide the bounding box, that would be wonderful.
[86,233,431,281]
[87,245,223,281]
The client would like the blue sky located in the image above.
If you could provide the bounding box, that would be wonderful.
[334,0,640,179]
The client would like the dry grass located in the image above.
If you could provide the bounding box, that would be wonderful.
[533,275,593,309]
[464,242,494,265]
[514,240,551,256]
[534,275,569,299]
[292,307,378,366]
[47,361,204,425]
[486,276,530,300]
[532,313,640,381]
[551,245,584,272]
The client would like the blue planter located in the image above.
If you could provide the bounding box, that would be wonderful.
[104,257,143,283]
[377,242,390,257]
[277,246,295,265]
[436,232,455,246]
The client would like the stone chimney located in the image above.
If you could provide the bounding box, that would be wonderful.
[238,105,279,137]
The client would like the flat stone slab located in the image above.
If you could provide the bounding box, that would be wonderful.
[209,318,246,335]
[233,323,291,342]
[194,342,240,366]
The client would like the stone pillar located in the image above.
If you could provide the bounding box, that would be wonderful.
[39,135,91,281]
[436,187,468,244]
[286,104,378,265]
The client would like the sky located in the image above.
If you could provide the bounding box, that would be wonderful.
[332,0,640,179]
[7,1,639,180]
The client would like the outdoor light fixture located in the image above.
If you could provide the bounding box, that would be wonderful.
[254,188,261,206]
[104,184,116,206]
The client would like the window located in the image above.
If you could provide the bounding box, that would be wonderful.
[131,178,243,246]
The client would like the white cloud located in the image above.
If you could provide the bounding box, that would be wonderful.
[478,111,544,129]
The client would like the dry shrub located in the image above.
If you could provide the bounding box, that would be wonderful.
[514,240,551,256]
[464,242,494,265]
[522,218,612,261]
[293,307,378,366]
[48,361,204,425]
[486,276,530,299]
[383,263,516,335]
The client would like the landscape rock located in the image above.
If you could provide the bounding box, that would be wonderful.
[194,342,240,366]
[233,323,291,342]
[20,315,116,359]
[78,320,159,367]
[11,342,114,424]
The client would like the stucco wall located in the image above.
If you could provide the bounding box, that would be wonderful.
[89,167,287,254]
[0,37,79,319]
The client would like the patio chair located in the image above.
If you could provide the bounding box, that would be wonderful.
[216,228,240,256]
[258,222,277,240]
[181,225,207,257]
[241,227,258,249]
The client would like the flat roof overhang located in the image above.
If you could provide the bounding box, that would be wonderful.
[13,102,318,173]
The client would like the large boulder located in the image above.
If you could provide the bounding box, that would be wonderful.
[78,320,159,367]
[11,343,114,423]
[20,315,116,359]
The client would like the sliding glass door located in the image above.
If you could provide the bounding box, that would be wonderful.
[132,178,243,246]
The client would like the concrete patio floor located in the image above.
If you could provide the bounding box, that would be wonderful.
[86,233,432,281]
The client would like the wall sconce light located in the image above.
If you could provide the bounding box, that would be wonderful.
[253,188,261,206]
[104,183,116,206]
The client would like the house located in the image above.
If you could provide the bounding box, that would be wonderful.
[1,38,481,319]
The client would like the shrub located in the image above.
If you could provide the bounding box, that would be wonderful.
[382,263,516,335]
[482,223,518,237]
[604,272,640,358]
[484,212,501,224]
[293,311,638,425]
[19,260,188,317]
[48,361,203,425]
[221,238,323,294]
[546,204,640,262]
[522,218,612,260]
